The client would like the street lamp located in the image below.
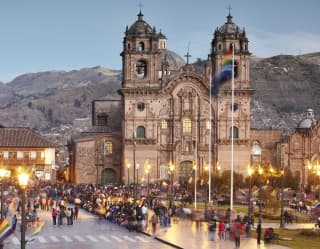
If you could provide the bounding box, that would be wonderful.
[18,172,29,249]
[168,161,175,206]
[127,163,131,187]
[247,166,253,224]
[280,168,285,228]
[258,166,263,224]
[145,163,151,206]
[136,163,140,200]
[0,168,11,219]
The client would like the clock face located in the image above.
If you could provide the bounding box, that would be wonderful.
[136,60,147,78]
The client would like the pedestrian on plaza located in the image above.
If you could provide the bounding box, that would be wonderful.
[70,208,74,225]
[74,206,79,220]
[52,208,58,226]
[150,214,157,235]
[245,221,251,237]
[66,208,71,225]
[11,214,17,231]
[256,223,262,245]
[218,220,226,240]
[234,222,241,248]
[208,218,217,241]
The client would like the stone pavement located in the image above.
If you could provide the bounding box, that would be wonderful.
[146,218,294,249]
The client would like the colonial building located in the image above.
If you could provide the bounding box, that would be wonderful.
[0,126,58,180]
[119,11,255,185]
[68,100,122,184]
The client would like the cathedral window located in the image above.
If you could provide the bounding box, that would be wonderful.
[161,119,168,129]
[137,102,145,111]
[138,42,145,52]
[183,118,192,133]
[137,126,146,139]
[206,120,211,130]
[160,164,168,179]
[230,103,238,112]
[97,113,108,126]
[104,141,113,155]
[127,43,131,50]
[234,61,239,78]
[136,60,147,78]
[229,126,239,139]
[251,141,261,165]
[218,44,222,50]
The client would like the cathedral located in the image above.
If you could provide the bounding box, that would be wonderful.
[120,10,254,185]
[69,11,318,190]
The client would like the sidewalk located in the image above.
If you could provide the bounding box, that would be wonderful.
[148,218,293,249]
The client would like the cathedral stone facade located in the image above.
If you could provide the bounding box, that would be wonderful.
[69,11,319,189]
[120,11,254,185]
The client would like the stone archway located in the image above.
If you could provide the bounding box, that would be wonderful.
[101,168,116,184]
[179,161,193,184]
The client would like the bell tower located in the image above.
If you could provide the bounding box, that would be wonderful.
[210,12,254,172]
[121,11,165,89]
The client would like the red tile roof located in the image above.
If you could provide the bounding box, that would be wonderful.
[0,127,58,148]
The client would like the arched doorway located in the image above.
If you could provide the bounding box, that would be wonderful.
[179,161,193,184]
[101,168,116,184]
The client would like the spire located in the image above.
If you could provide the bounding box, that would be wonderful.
[227,5,233,23]
[138,11,144,21]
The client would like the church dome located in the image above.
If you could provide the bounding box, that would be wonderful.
[159,49,185,71]
[297,109,317,129]
[218,14,242,35]
[126,11,154,36]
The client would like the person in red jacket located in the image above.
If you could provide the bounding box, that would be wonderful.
[218,220,226,240]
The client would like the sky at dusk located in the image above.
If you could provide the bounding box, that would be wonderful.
[0,0,319,82]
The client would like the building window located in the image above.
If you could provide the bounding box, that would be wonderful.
[136,60,147,78]
[206,120,211,130]
[160,164,168,179]
[234,61,239,78]
[251,141,262,165]
[183,118,192,133]
[137,126,146,139]
[137,102,145,111]
[218,44,222,50]
[161,120,168,129]
[3,151,9,160]
[138,42,145,51]
[104,141,113,155]
[97,113,108,126]
[127,43,131,50]
[17,151,23,160]
[229,126,239,139]
[30,151,37,160]
[40,151,45,160]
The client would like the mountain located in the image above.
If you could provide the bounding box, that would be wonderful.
[0,52,319,138]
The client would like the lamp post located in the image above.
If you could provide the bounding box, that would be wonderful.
[133,131,136,201]
[127,163,131,187]
[145,163,151,206]
[280,168,285,228]
[168,161,175,206]
[258,166,263,224]
[136,163,140,200]
[18,173,29,249]
[0,169,11,219]
[247,166,253,224]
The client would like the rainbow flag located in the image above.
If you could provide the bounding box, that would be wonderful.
[0,219,9,234]
[27,222,45,242]
[211,47,233,95]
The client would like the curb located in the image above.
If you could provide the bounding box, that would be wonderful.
[139,231,183,249]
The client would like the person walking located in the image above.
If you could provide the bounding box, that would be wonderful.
[256,223,262,245]
[218,220,226,240]
[234,222,241,248]
[208,218,217,241]
[52,208,58,226]
[74,206,79,220]
[150,214,157,235]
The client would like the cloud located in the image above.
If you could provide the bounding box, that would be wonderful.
[250,30,320,58]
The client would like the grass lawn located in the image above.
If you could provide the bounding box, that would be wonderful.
[252,229,320,249]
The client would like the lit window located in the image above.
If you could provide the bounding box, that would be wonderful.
[3,151,8,160]
[138,42,145,51]
[104,141,113,155]
[183,118,192,133]
[40,151,45,160]
[137,126,146,138]
[251,141,261,155]
[229,126,239,139]
[17,151,23,160]
[161,120,168,129]
[30,151,37,159]
[206,120,211,130]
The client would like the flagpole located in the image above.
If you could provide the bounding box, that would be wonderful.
[194,94,198,209]
[209,71,212,205]
[230,44,235,211]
